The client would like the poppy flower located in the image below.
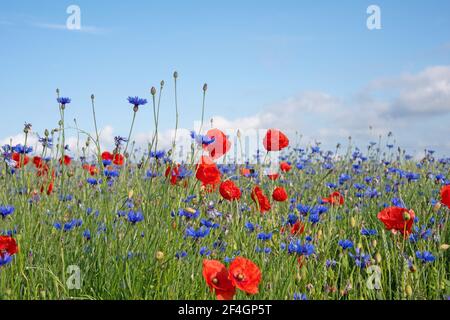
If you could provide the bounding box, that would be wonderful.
[11,152,29,168]
[165,165,180,185]
[229,257,262,295]
[267,173,280,181]
[441,185,450,208]
[203,129,231,160]
[240,168,252,177]
[377,206,415,235]
[83,164,98,176]
[112,153,125,166]
[102,151,113,161]
[272,187,288,202]
[202,260,236,300]
[219,180,241,201]
[41,180,54,195]
[263,129,289,152]
[0,236,18,258]
[290,221,305,236]
[33,156,44,168]
[59,155,72,166]
[280,162,292,173]
[251,186,271,213]
[322,191,344,206]
[196,156,221,190]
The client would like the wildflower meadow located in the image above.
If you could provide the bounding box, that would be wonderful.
[0,73,449,301]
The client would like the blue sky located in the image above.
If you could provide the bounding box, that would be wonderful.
[1,0,449,156]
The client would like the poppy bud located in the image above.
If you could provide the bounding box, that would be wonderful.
[433,202,441,212]
[151,87,157,96]
[160,80,165,87]
[375,253,382,263]
[173,71,178,79]
[405,285,413,297]
[203,83,208,92]
[156,251,164,261]
[44,129,49,137]
[56,88,60,95]
[403,212,411,221]
[91,94,95,100]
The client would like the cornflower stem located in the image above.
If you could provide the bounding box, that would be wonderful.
[91,96,102,166]
[199,89,207,135]
[124,110,137,160]
[172,77,179,161]
[60,106,66,194]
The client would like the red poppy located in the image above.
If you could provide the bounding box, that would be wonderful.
[33,156,44,168]
[0,236,18,258]
[59,155,72,166]
[83,164,98,176]
[377,206,415,235]
[322,191,344,206]
[11,153,29,168]
[272,187,288,202]
[196,156,221,189]
[165,165,180,185]
[219,180,241,201]
[41,180,54,195]
[290,221,305,236]
[229,257,262,295]
[267,173,280,181]
[280,162,292,173]
[251,186,271,213]
[441,185,450,208]
[240,168,252,177]
[263,129,289,152]
[202,260,236,300]
[101,151,113,161]
[203,129,231,160]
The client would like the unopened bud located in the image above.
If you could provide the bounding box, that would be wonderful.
[91,94,95,100]
[440,244,450,250]
[375,252,382,263]
[203,83,208,92]
[160,80,165,87]
[173,71,178,79]
[151,87,157,96]
[405,285,413,297]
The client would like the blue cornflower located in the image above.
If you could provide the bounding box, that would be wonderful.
[309,213,320,224]
[175,251,187,259]
[200,219,219,229]
[150,150,166,159]
[185,226,210,239]
[349,248,371,269]
[0,205,15,218]
[245,222,255,233]
[127,96,148,106]
[326,259,337,268]
[297,204,311,216]
[0,254,13,267]
[257,232,273,241]
[83,229,91,240]
[87,178,99,186]
[179,208,200,219]
[288,240,315,256]
[199,247,211,256]
[127,211,144,224]
[104,169,119,178]
[57,97,71,105]
[361,228,377,236]
[338,239,354,250]
[293,293,308,300]
[415,251,435,263]
[190,131,216,146]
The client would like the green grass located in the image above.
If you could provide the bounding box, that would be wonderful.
[0,145,448,300]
